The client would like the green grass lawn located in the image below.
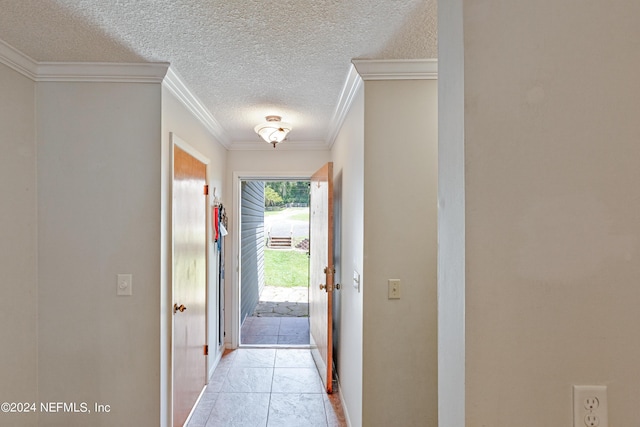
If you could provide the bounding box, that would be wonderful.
[264,249,309,287]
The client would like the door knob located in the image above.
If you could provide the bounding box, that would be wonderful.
[320,284,334,292]
[173,303,187,314]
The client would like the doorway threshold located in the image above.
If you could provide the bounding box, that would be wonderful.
[240,315,310,346]
[239,344,312,349]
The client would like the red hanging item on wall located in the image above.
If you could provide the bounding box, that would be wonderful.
[213,205,219,242]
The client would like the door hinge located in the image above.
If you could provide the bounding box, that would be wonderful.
[204,185,209,195]
[204,344,208,356]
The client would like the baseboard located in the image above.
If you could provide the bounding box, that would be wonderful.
[208,344,226,381]
[334,374,352,427]
[182,385,207,427]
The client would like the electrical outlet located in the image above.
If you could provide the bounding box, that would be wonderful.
[584,397,599,411]
[574,385,607,427]
[584,414,599,427]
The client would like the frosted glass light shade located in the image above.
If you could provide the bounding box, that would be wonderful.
[254,115,292,147]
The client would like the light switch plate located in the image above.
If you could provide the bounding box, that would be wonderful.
[388,279,401,299]
[117,274,133,296]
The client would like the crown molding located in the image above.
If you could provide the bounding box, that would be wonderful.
[36,62,169,82]
[0,39,169,83]
[1,40,438,151]
[0,40,229,147]
[0,39,38,80]
[163,67,231,148]
[228,140,329,151]
[325,64,363,149]
[351,59,438,80]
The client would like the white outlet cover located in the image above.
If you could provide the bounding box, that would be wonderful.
[574,385,607,427]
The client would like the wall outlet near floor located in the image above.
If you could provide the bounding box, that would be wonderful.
[574,385,607,427]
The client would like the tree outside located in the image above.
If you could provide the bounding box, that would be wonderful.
[265,181,309,207]
[265,186,283,207]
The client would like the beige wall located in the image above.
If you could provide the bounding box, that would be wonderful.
[36,81,162,426]
[458,0,640,425]
[0,63,38,426]
[362,79,438,426]
[161,86,228,425]
[330,83,365,427]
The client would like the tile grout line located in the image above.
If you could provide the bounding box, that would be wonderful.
[323,390,331,427]
[265,349,277,427]
[201,352,232,426]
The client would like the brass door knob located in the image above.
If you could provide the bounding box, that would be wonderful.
[173,303,187,314]
[319,284,327,290]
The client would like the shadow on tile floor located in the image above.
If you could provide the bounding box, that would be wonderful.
[186,348,347,427]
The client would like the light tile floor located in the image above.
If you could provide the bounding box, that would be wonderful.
[186,348,347,427]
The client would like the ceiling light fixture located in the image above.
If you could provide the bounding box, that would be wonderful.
[254,115,292,148]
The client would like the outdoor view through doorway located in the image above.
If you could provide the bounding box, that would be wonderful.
[240,180,310,346]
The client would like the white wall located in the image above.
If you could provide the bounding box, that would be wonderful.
[36,81,162,426]
[225,149,331,347]
[0,63,38,427]
[330,84,365,427]
[362,79,438,426]
[460,0,640,424]
[437,0,465,425]
[161,86,228,425]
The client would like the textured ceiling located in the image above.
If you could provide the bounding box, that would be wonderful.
[0,0,437,146]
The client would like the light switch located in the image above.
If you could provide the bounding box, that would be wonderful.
[388,279,401,299]
[117,274,133,296]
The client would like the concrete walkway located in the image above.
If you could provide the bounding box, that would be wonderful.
[252,285,308,317]
[264,207,309,239]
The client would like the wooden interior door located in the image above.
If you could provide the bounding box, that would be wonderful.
[309,162,334,393]
[173,144,207,426]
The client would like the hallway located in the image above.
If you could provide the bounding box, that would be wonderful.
[186,348,346,426]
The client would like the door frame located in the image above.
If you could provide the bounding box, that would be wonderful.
[230,171,317,349]
[170,133,211,425]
